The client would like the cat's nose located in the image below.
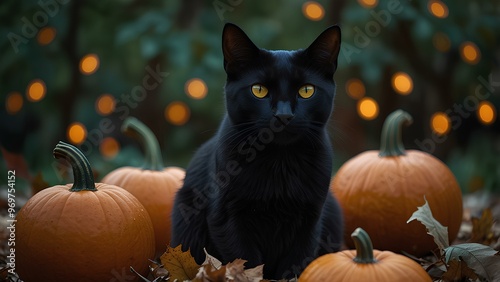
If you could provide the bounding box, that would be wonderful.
[274,101,294,125]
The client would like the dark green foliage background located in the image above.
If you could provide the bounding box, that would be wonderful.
[0,0,499,194]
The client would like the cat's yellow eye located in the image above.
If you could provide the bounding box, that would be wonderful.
[298,84,315,99]
[251,84,269,98]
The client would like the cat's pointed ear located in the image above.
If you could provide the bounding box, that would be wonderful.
[222,23,260,72]
[305,25,341,74]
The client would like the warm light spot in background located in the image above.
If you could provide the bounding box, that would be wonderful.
[431,112,451,135]
[460,42,481,64]
[80,54,100,75]
[185,78,208,99]
[165,101,190,125]
[357,97,379,120]
[477,101,496,125]
[100,137,120,159]
[96,94,116,116]
[37,27,56,45]
[432,32,451,52]
[345,78,366,100]
[67,122,87,145]
[391,72,413,95]
[358,0,378,8]
[302,1,325,21]
[26,79,46,102]
[6,92,23,115]
[428,0,448,18]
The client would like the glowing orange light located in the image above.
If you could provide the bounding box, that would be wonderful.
[460,42,481,65]
[165,101,190,126]
[428,0,448,18]
[391,72,413,95]
[431,112,451,135]
[358,0,378,8]
[477,101,496,125]
[345,78,366,100]
[357,97,379,120]
[67,122,87,145]
[37,27,56,46]
[302,1,325,21]
[6,92,23,115]
[96,94,116,116]
[185,78,208,99]
[100,137,120,159]
[79,54,100,75]
[26,79,46,102]
[432,32,451,52]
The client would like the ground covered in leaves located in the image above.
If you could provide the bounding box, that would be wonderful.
[1,191,499,282]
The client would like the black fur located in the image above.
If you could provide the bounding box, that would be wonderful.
[171,23,343,279]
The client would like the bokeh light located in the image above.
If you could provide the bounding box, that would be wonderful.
[460,42,481,64]
[95,94,116,116]
[302,1,325,21]
[432,32,451,52]
[185,78,208,99]
[477,101,496,125]
[6,92,23,115]
[165,101,190,126]
[358,0,378,8]
[431,112,451,135]
[428,0,448,18]
[100,137,120,159]
[345,78,366,100]
[79,54,100,75]
[391,72,413,95]
[26,79,46,102]
[37,27,56,46]
[357,97,379,120]
[67,122,87,145]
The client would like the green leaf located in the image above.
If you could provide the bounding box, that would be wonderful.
[444,243,500,281]
[407,197,449,252]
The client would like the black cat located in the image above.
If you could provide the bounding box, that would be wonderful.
[171,23,343,279]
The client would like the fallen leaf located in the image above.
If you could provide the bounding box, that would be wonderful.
[243,264,264,282]
[202,248,223,270]
[470,209,496,245]
[194,264,227,282]
[442,259,479,281]
[407,197,450,252]
[160,245,200,281]
[226,259,247,281]
[445,243,500,281]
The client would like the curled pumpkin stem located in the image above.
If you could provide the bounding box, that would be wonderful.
[53,141,97,192]
[351,227,378,264]
[379,109,413,157]
[122,117,164,171]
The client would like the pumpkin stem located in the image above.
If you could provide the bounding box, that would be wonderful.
[122,117,164,171]
[351,227,378,264]
[53,141,97,192]
[379,110,413,157]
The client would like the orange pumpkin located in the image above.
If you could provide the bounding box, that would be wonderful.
[16,141,155,282]
[102,117,185,257]
[331,110,462,257]
[299,228,432,281]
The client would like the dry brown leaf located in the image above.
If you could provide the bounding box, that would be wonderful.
[226,259,247,281]
[243,264,264,282]
[442,259,479,281]
[160,245,200,281]
[470,209,496,245]
[194,264,227,282]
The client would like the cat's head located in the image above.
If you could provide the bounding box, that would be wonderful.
[222,23,341,145]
